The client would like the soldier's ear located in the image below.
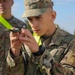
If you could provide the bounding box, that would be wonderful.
[51,11,56,22]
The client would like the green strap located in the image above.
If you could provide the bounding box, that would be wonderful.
[0,15,12,29]
[33,32,42,45]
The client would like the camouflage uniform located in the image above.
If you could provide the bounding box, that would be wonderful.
[6,26,75,75]
[6,0,75,75]
[0,16,26,75]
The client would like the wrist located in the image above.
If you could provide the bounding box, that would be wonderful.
[33,45,45,56]
[10,48,22,58]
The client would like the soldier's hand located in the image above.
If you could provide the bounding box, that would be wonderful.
[19,28,39,53]
[10,30,23,56]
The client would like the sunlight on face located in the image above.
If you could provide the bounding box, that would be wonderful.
[27,9,54,36]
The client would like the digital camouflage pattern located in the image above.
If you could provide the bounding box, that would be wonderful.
[0,16,26,75]
[6,26,75,75]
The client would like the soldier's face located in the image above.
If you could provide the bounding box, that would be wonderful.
[27,10,56,36]
[0,0,13,15]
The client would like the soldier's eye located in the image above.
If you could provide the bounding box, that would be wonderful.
[27,18,32,21]
[3,0,7,2]
[35,16,41,20]
[3,0,5,2]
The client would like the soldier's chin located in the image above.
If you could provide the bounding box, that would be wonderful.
[0,11,4,15]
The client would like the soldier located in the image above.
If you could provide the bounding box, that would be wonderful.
[6,0,75,75]
[0,0,26,75]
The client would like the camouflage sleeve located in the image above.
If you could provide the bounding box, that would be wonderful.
[6,51,25,75]
[35,45,75,75]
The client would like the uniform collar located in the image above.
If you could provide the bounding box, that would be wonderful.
[41,25,62,47]
[6,16,14,21]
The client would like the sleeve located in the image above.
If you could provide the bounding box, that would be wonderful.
[33,45,75,75]
[6,51,25,75]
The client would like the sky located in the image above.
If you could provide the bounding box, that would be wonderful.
[12,0,75,34]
